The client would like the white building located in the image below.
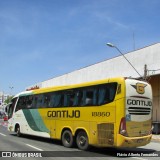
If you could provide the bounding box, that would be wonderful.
[27,43,160,124]
[0,91,3,106]
[0,91,9,111]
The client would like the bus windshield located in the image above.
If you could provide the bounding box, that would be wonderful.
[8,98,17,119]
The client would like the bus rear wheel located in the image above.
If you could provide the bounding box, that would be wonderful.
[61,130,74,148]
[76,131,89,150]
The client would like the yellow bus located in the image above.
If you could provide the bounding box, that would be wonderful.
[7,77,152,150]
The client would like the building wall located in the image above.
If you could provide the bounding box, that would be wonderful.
[0,91,4,106]
[149,75,160,121]
[0,91,9,106]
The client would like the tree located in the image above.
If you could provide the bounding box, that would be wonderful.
[4,96,13,104]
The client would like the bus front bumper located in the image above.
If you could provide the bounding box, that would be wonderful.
[116,134,152,148]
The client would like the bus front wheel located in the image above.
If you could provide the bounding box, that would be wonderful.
[76,131,89,150]
[16,125,21,137]
[61,130,74,148]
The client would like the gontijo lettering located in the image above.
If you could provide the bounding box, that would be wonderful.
[127,99,152,106]
[47,110,80,118]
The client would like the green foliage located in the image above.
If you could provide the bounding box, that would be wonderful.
[4,96,13,104]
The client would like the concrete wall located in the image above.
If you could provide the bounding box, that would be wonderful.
[149,75,160,121]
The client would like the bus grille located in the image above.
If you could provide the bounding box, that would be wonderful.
[97,123,114,145]
[128,107,151,115]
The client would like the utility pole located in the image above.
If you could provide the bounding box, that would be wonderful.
[144,64,148,80]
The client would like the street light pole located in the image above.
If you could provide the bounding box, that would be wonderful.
[9,86,14,96]
[106,43,142,78]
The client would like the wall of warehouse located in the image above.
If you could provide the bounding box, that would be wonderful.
[149,75,160,122]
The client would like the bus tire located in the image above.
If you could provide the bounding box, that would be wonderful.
[76,131,89,150]
[16,125,21,137]
[61,130,74,148]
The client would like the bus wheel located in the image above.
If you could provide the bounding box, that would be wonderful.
[16,125,21,137]
[62,130,74,148]
[76,131,89,150]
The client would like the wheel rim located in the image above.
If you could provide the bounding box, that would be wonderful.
[64,133,71,144]
[77,132,89,150]
[17,127,20,136]
[79,136,87,146]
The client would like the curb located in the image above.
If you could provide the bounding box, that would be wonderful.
[152,136,160,142]
[152,138,160,141]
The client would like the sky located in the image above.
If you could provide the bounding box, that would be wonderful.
[0,0,160,95]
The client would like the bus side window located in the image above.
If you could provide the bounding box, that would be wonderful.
[82,87,97,106]
[72,90,83,106]
[98,83,117,105]
[16,96,27,111]
[64,90,75,107]
[44,93,51,108]
[35,94,44,108]
[98,86,110,105]
[53,92,64,107]
[47,92,63,108]
[49,93,56,107]
[31,96,36,108]
[109,83,118,101]
[26,96,33,109]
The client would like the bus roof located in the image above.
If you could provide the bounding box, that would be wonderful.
[13,77,146,97]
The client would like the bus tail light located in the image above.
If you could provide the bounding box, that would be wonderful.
[119,117,128,136]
